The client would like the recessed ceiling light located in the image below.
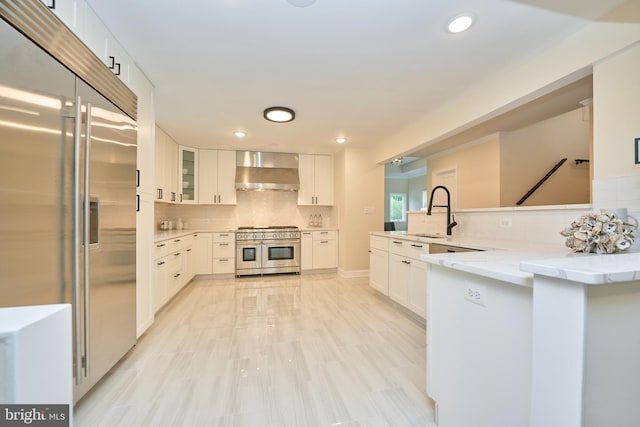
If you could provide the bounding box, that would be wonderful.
[336,137,347,144]
[234,131,246,138]
[447,13,474,33]
[264,106,295,123]
[286,0,317,7]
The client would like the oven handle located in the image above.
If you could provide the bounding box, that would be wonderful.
[262,239,301,245]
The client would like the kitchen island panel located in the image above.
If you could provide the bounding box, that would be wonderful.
[427,264,533,427]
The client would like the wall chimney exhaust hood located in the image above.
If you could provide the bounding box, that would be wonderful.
[235,151,300,191]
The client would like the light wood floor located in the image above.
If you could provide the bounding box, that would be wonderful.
[74,273,435,426]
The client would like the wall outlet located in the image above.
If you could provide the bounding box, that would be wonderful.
[499,217,512,228]
[464,282,487,307]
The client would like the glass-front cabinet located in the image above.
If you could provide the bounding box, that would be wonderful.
[178,145,198,204]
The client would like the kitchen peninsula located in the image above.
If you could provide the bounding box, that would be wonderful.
[422,243,640,427]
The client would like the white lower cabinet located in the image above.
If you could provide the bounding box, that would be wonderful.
[369,235,389,295]
[372,235,428,319]
[193,233,213,274]
[213,232,235,274]
[389,253,410,306]
[407,259,427,318]
[153,234,193,313]
[301,230,338,271]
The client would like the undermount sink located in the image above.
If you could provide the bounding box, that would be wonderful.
[411,233,445,238]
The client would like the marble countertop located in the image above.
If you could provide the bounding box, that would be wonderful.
[370,231,640,287]
[155,229,235,242]
[520,252,640,285]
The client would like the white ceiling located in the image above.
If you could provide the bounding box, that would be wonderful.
[85,0,630,157]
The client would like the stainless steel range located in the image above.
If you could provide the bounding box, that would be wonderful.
[236,226,301,276]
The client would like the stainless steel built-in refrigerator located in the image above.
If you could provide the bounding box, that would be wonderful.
[0,1,137,402]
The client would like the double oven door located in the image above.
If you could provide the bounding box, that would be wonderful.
[262,239,300,275]
[236,239,300,276]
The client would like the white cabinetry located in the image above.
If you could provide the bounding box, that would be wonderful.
[301,230,338,271]
[199,150,237,205]
[193,233,213,274]
[212,232,235,274]
[387,238,428,318]
[301,231,313,271]
[154,127,178,203]
[178,145,198,204]
[369,235,389,295]
[298,154,333,206]
[40,0,77,30]
[153,235,194,313]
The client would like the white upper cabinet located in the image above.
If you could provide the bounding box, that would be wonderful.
[154,127,178,203]
[178,146,198,204]
[298,154,333,206]
[199,150,236,205]
[40,0,78,31]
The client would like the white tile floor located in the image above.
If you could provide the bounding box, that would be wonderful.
[74,273,435,426]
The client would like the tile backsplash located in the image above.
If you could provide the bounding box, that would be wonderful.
[408,175,640,249]
[155,191,334,230]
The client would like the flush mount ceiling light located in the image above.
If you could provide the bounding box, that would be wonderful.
[264,107,295,123]
[286,0,317,7]
[391,157,403,165]
[234,131,246,138]
[335,137,347,144]
[447,13,474,33]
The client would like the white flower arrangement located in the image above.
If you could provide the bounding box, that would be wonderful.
[560,210,636,254]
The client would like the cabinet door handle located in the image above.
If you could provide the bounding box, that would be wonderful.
[171,192,176,202]
[174,273,181,278]
[220,233,228,237]
[156,243,165,248]
[368,250,372,253]
[175,252,181,256]
[320,240,328,244]
[392,240,403,245]
[136,195,140,212]
[108,56,115,70]
[174,239,181,242]
[218,195,221,203]
[411,244,423,248]
[47,0,55,9]
[220,258,228,262]
[187,249,191,252]
[402,260,411,265]
[220,243,229,246]
[115,62,121,76]
[157,188,162,199]
[180,193,183,203]
[157,261,165,266]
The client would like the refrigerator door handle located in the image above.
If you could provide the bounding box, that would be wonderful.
[73,96,83,385]
[83,102,92,378]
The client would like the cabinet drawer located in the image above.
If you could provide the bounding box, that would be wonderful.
[172,234,193,250]
[389,238,408,255]
[370,235,389,251]
[154,240,172,259]
[213,241,235,258]
[214,232,235,243]
[212,257,235,274]
[404,241,428,259]
[313,230,336,240]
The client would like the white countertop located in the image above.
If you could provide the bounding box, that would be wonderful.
[371,230,640,287]
[155,229,235,242]
[520,252,640,285]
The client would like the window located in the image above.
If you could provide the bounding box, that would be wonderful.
[389,193,407,222]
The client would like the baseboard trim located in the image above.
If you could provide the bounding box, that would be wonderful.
[338,268,369,278]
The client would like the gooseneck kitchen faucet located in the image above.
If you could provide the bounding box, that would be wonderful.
[427,185,458,235]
